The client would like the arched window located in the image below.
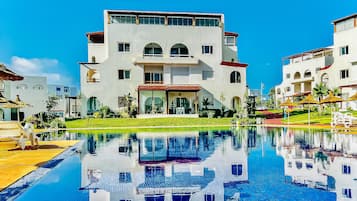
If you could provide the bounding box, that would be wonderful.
[232,96,241,110]
[145,97,164,114]
[230,71,241,83]
[144,43,163,56]
[87,69,100,83]
[16,84,28,90]
[304,70,311,78]
[294,72,301,80]
[33,84,44,90]
[321,73,329,84]
[170,43,189,57]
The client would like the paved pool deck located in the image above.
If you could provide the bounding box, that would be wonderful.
[0,140,78,191]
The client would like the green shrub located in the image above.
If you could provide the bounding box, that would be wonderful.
[50,118,66,128]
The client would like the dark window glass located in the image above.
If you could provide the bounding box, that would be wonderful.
[118,70,124,79]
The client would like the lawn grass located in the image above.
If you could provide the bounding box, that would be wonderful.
[281,109,357,125]
[65,117,233,130]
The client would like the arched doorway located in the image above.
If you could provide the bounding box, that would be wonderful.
[87,97,99,115]
[144,97,164,114]
[0,108,4,120]
[232,96,241,111]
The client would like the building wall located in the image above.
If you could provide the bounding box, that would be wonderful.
[80,10,247,115]
[3,76,47,121]
[275,15,357,109]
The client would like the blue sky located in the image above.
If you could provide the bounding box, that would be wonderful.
[1,0,356,93]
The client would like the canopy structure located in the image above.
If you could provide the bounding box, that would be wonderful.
[1,95,31,121]
[320,91,343,123]
[0,92,10,104]
[280,98,297,125]
[347,92,357,101]
[0,64,24,81]
[299,94,319,126]
[320,91,343,104]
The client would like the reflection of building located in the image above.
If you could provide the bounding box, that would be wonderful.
[276,128,357,200]
[275,14,357,110]
[80,10,248,116]
[2,76,47,121]
[80,131,249,201]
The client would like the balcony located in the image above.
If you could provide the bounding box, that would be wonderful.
[134,56,199,65]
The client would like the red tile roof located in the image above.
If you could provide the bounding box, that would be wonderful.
[221,61,248,68]
[224,32,239,37]
[86,31,104,37]
[319,64,332,71]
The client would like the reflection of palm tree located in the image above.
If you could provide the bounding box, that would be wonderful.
[315,150,328,169]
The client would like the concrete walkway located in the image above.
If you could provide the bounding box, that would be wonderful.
[260,110,283,125]
[0,140,78,191]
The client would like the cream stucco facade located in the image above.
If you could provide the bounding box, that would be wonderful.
[275,14,357,110]
[80,10,248,116]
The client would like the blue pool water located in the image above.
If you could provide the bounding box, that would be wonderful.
[7,127,357,201]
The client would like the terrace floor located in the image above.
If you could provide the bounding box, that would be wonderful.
[0,140,78,191]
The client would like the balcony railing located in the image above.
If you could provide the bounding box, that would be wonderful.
[145,80,163,84]
[143,53,163,57]
[170,54,190,58]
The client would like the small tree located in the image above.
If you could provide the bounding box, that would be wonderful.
[202,98,210,110]
[45,96,59,123]
[46,96,59,112]
[313,83,328,102]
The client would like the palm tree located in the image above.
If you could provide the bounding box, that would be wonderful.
[313,83,329,102]
[329,87,341,96]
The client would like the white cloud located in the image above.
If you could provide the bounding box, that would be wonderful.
[8,56,72,85]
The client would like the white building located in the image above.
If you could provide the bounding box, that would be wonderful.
[80,131,248,201]
[80,10,248,116]
[275,14,357,109]
[1,76,47,121]
[276,129,357,200]
[47,84,80,118]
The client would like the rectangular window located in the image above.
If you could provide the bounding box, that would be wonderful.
[64,87,69,93]
[119,172,132,183]
[202,71,214,80]
[144,72,163,84]
[196,18,220,27]
[118,96,127,107]
[340,69,349,79]
[202,45,213,54]
[342,188,352,198]
[342,165,351,174]
[224,36,236,46]
[139,16,165,25]
[118,70,130,80]
[286,73,291,79]
[232,164,243,176]
[111,15,136,24]
[204,194,215,201]
[118,43,130,52]
[340,46,349,55]
[168,17,193,26]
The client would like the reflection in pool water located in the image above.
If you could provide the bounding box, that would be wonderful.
[14,127,357,201]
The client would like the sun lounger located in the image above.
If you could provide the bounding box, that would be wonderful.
[331,112,357,128]
[0,121,27,149]
[0,121,39,150]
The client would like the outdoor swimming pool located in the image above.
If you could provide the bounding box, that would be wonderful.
[7,127,357,200]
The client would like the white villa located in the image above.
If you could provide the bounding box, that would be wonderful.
[80,10,248,117]
[275,14,357,109]
[1,76,48,121]
[276,129,357,200]
[80,131,249,201]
